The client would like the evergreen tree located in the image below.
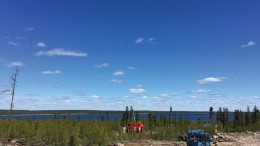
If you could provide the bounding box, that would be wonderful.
[125,106,129,124]
[130,106,133,122]
[135,111,140,122]
[169,106,172,122]
[233,109,241,129]
[209,107,214,121]
[252,105,260,123]
[245,106,250,126]
[148,112,152,130]
[121,112,126,126]
[216,107,222,123]
[222,107,229,129]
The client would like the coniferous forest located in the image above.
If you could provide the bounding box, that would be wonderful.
[0,105,260,145]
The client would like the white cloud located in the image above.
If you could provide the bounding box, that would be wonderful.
[141,95,148,99]
[241,41,255,48]
[129,88,146,93]
[42,70,62,75]
[147,37,155,42]
[111,79,123,83]
[134,37,155,44]
[36,42,46,48]
[8,61,24,67]
[192,89,211,94]
[25,27,34,31]
[197,77,223,84]
[113,70,124,76]
[91,95,99,98]
[128,66,138,70]
[134,37,145,44]
[8,41,20,46]
[35,48,87,57]
[191,96,197,99]
[152,94,173,103]
[95,63,110,68]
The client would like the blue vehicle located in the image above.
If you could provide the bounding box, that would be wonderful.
[186,130,212,146]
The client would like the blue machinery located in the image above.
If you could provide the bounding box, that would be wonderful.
[186,130,211,146]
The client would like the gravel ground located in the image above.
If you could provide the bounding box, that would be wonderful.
[119,131,260,146]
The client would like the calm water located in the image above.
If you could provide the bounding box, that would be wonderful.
[0,112,234,122]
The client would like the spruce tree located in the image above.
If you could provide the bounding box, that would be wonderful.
[209,107,214,121]
[169,106,172,122]
[245,106,250,126]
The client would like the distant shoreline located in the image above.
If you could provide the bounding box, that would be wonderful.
[0,109,233,115]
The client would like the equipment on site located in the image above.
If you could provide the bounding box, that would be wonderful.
[178,129,212,146]
[125,109,144,133]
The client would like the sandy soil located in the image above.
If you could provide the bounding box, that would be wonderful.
[117,131,260,146]
[214,131,260,146]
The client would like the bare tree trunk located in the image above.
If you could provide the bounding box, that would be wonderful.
[9,66,19,117]
[7,66,19,138]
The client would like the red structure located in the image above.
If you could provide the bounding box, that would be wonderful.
[126,123,144,133]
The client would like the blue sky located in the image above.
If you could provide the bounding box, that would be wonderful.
[0,0,260,111]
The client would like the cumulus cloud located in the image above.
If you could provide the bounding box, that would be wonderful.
[8,41,20,46]
[90,95,99,98]
[197,77,223,84]
[192,89,211,94]
[111,79,123,83]
[241,41,255,48]
[129,88,146,93]
[147,37,155,42]
[134,37,145,44]
[128,66,138,70]
[95,63,110,68]
[35,48,87,57]
[113,70,124,76]
[36,42,46,48]
[42,70,62,75]
[25,27,34,31]
[8,61,24,67]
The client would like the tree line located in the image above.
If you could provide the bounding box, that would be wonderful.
[214,105,260,132]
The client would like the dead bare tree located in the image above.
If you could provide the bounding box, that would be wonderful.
[9,66,19,116]
[1,66,19,138]
[1,66,19,116]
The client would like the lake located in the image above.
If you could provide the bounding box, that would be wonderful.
[0,112,234,122]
